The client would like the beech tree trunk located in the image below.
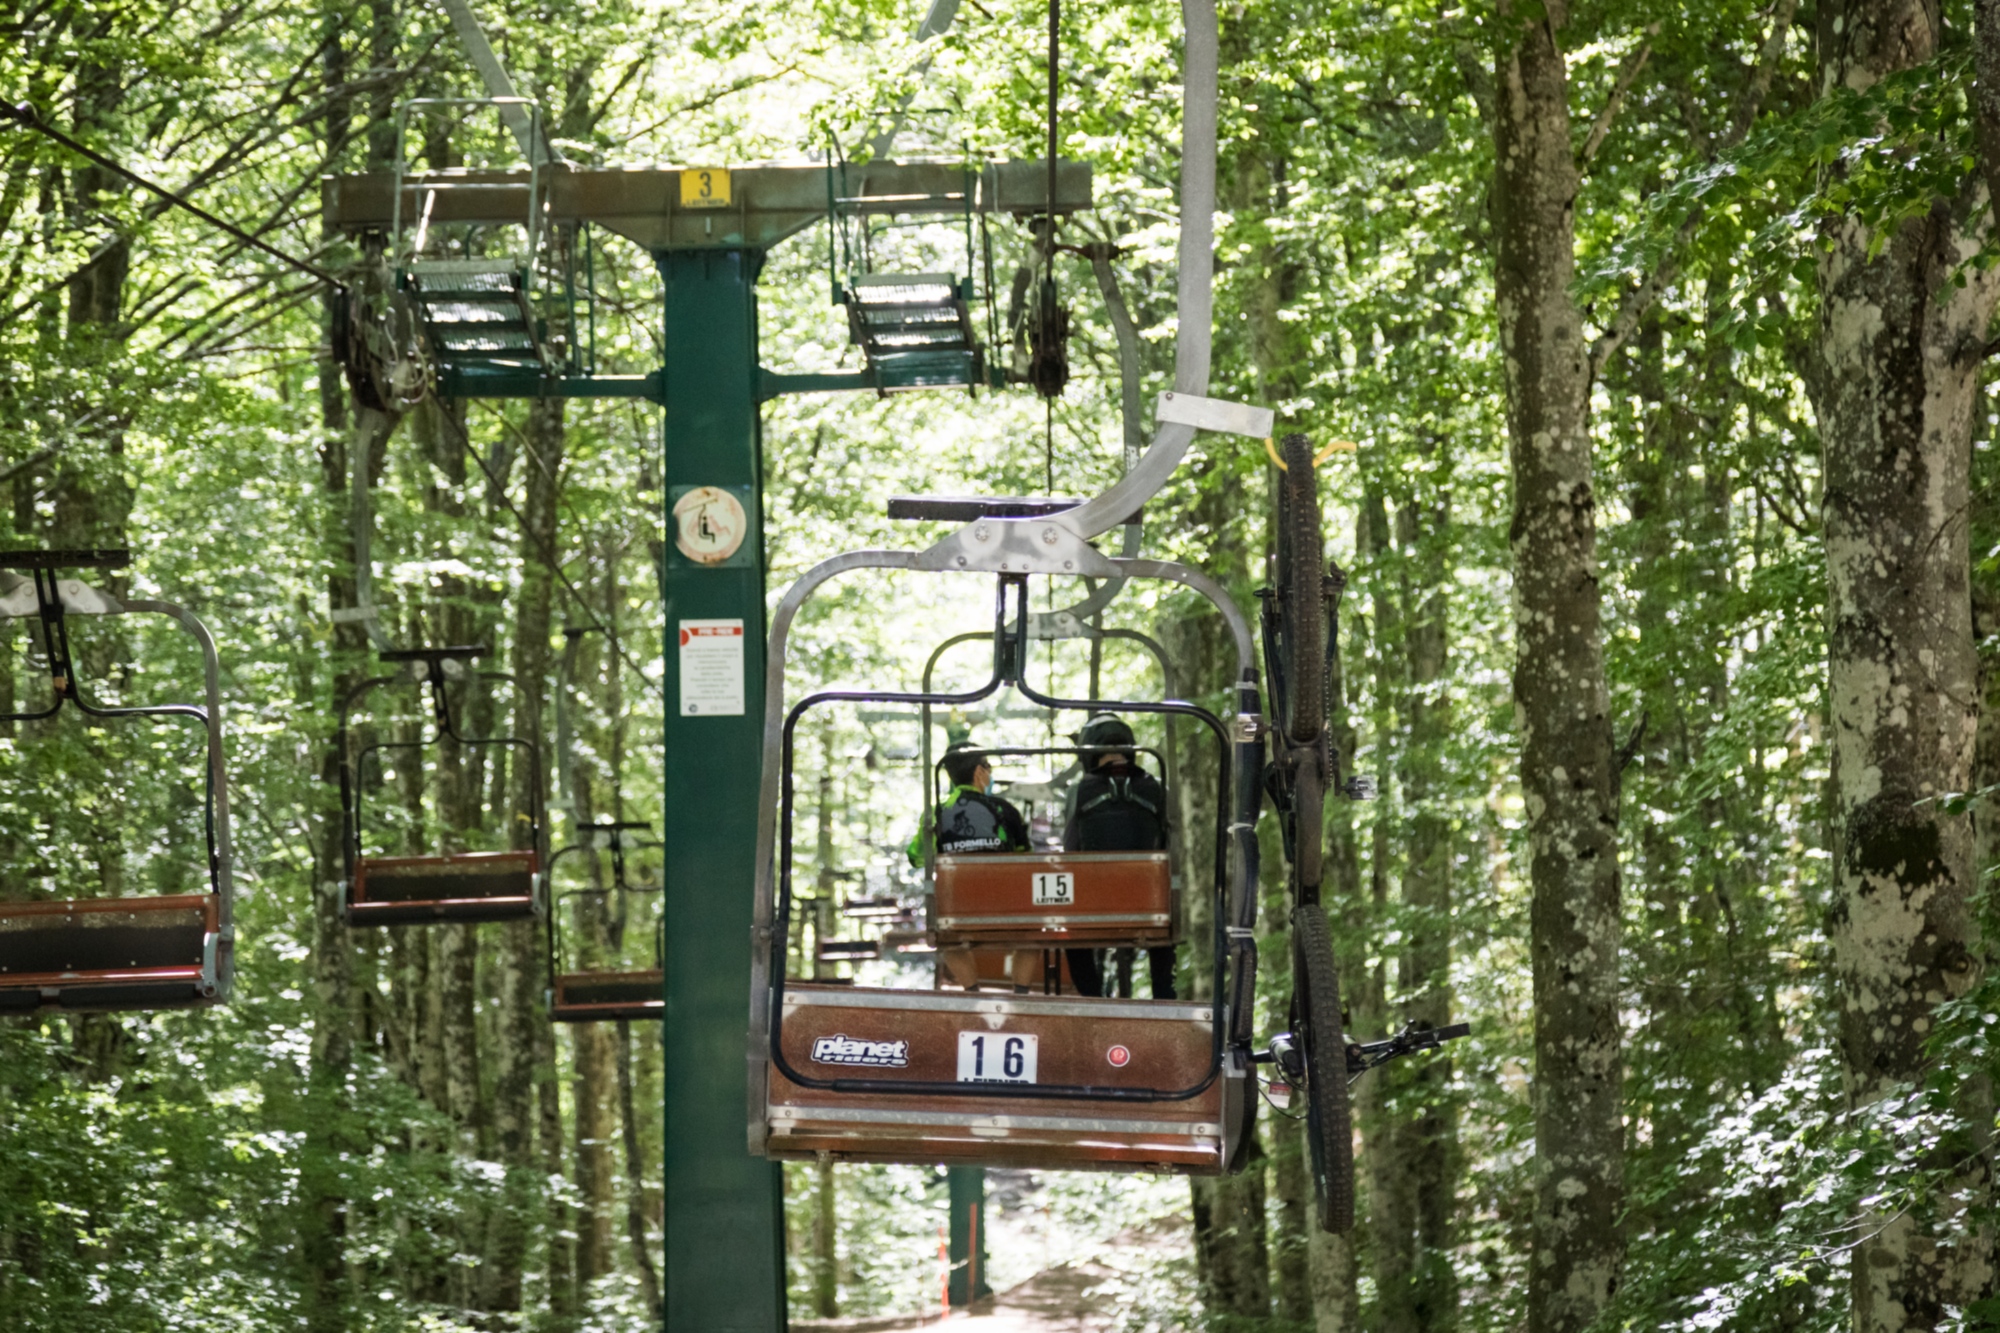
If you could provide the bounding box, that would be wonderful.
[483,392,567,1311]
[1373,489,1457,1333]
[1491,5,1625,1330]
[301,11,372,1317]
[1162,459,1269,1321]
[1814,5,2000,1327]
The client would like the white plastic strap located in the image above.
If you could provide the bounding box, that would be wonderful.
[1155,391,1275,440]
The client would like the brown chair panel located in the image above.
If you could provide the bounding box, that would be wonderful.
[0,896,219,1011]
[933,944,1080,994]
[764,983,1225,1173]
[349,851,538,924]
[552,969,663,1022]
[933,852,1173,947]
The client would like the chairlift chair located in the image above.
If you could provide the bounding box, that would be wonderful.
[827,154,986,392]
[547,821,664,1022]
[392,97,560,382]
[927,745,1175,950]
[752,571,1265,1176]
[338,646,546,925]
[913,625,1186,954]
[0,550,235,1013]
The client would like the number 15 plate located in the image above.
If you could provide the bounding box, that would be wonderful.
[956,1031,1039,1084]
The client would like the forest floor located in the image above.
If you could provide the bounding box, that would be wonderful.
[791,1212,1192,1332]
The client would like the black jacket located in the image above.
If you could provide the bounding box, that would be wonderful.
[1062,761,1169,852]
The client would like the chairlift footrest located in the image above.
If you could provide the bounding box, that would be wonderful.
[763,984,1230,1173]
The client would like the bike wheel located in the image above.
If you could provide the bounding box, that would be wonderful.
[1293,905,1354,1234]
[1279,433,1326,745]
[1292,751,1324,896]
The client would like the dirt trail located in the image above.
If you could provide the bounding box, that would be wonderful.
[789,1253,1126,1332]
[789,1213,1192,1333]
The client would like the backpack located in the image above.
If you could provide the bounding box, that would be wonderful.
[936,791,1017,855]
[1067,769,1168,852]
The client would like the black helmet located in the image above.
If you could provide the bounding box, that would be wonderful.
[1074,713,1136,754]
[941,741,989,788]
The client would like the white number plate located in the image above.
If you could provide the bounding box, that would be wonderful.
[1031,872,1074,906]
[956,1031,1038,1084]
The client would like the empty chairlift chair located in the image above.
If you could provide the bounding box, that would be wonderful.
[828,156,987,392]
[0,549,235,1012]
[547,821,664,1022]
[339,647,546,925]
[392,97,559,386]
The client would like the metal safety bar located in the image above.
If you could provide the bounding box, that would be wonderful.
[0,550,236,1002]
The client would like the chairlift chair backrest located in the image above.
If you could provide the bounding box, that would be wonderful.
[826,151,985,392]
[0,550,236,1013]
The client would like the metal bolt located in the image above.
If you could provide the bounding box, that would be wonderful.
[955,556,967,567]
[1042,527,1058,545]
[974,524,991,541]
[1064,560,1074,571]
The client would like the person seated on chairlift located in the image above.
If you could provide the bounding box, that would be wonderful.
[906,741,1030,865]
[1063,713,1177,1001]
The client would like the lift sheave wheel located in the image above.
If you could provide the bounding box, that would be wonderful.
[0,549,236,1013]
[338,646,547,927]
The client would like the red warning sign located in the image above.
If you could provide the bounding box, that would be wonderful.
[1106,1044,1132,1068]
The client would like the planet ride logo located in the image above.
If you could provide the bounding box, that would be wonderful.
[811,1034,909,1068]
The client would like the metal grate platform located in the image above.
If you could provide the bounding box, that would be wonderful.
[404,259,548,371]
[844,272,980,390]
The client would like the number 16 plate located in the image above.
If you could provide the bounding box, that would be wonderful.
[956,1031,1039,1084]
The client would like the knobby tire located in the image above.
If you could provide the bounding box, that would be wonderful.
[1280,432,1325,746]
[1293,906,1354,1234]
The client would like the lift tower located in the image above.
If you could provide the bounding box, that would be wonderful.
[324,157,1091,1330]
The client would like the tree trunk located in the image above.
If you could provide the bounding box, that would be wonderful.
[1378,490,1457,1333]
[617,1019,663,1315]
[1164,458,1269,1321]
[1491,6,1625,1330]
[481,386,568,1316]
[1815,5,2000,1326]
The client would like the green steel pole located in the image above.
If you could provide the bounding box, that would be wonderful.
[656,246,786,1331]
[947,1166,992,1306]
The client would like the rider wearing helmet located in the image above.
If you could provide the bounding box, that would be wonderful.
[907,741,1030,865]
[1063,713,1176,999]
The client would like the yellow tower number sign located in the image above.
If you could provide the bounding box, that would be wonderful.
[680,167,731,209]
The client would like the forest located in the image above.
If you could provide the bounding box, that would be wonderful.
[0,0,1996,1330]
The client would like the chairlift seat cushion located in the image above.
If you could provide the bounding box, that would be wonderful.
[0,894,219,1011]
[933,852,1173,947]
[551,969,662,1022]
[765,984,1227,1172]
[349,851,539,925]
